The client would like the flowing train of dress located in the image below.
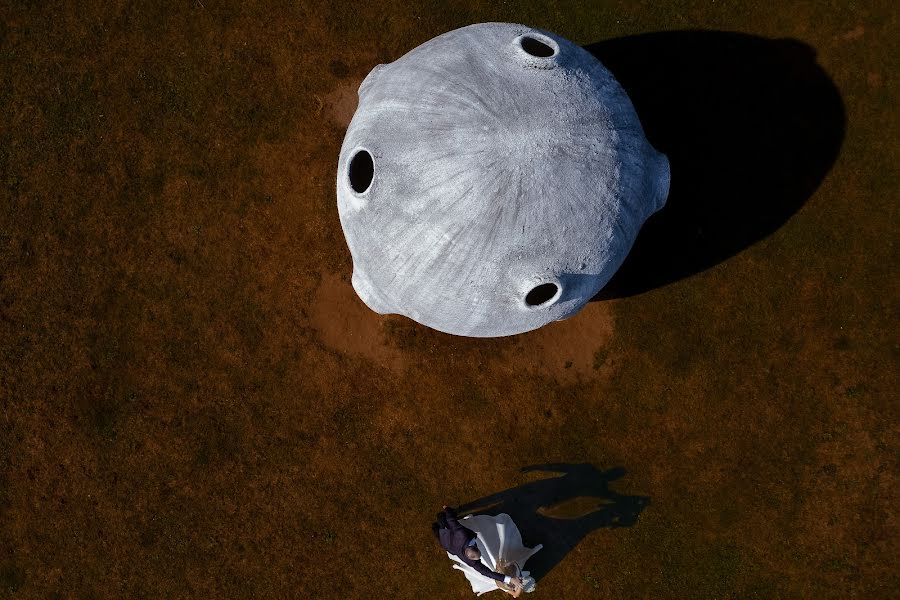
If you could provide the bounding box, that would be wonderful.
[447,513,542,596]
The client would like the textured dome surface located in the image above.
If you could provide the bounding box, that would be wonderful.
[337,23,669,337]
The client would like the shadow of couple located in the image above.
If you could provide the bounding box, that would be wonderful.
[456,463,649,581]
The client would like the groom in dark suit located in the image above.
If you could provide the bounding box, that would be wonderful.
[432,505,524,592]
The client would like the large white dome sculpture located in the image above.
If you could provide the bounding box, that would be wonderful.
[337,23,669,337]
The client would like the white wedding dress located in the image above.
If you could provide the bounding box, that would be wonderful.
[447,513,542,596]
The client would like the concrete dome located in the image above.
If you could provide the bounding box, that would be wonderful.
[337,23,669,337]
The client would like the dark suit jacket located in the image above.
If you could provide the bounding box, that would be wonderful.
[433,506,505,582]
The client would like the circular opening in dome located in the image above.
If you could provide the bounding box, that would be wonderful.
[348,149,373,194]
[520,36,556,58]
[525,283,559,307]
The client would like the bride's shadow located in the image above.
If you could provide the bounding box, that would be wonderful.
[457,463,649,581]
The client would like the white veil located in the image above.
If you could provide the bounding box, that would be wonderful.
[447,513,542,596]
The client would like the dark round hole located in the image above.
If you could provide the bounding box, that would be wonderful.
[525,283,559,306]
[520,36,555,58]
[348,149,373,194]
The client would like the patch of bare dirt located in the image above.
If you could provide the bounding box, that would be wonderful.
[505,301,615,384]
[319,78,361,128]
[309,271,405,372]
[837,24,865,41]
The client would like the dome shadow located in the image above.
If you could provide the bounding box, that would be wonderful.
[586,31,846,299]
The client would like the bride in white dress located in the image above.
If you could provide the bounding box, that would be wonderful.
[446,513,542,596]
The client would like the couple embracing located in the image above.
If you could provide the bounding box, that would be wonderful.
[432,505,541,597]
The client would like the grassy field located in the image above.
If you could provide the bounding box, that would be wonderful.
[1,1,896,598]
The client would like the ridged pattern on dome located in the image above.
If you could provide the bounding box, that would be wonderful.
[337,23,669,337]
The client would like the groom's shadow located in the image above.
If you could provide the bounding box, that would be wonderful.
[457,463,649,581]
[584,31,845,299]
